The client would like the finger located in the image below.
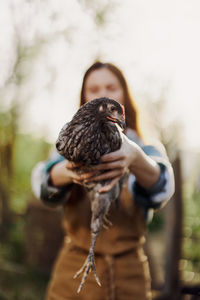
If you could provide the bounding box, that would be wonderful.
[71,171,96,182]
[98,177,120,193]
[73,179,83,185]
[93,160,125,171]
[67,161,83,170]
[78,172,97,180]
[86,169,123,182]
[100,150,125,163]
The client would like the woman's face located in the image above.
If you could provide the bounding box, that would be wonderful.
[84,68,125,105]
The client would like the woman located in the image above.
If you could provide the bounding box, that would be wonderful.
[32,62,174,300]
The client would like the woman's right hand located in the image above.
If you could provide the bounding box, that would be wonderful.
[50,160,96,187]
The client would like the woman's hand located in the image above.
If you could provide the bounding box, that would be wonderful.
[84,134,139,193]
[50,160,96,187]
[84,133,161,193]
[50,133,160,193]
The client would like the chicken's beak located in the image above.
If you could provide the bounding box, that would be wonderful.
[117,117,126,130]
[106,115,126,130]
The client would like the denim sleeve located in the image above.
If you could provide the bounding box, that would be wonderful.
[31,151,74,207]
[131,145,175,217]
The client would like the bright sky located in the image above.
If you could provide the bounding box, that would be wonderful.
[0,0,200,150]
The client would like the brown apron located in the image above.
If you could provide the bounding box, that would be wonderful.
[46,185,152,300]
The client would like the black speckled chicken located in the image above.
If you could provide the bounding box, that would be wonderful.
[56,97,126,293]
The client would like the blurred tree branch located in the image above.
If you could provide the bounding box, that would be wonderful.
[0,0,114,239]
[142,84,183,161]
[78,0,116,27]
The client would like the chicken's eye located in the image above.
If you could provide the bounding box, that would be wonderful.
[110,106,116,112]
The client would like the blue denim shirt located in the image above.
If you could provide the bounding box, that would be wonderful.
[31,131,174,221]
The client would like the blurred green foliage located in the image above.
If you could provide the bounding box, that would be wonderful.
[0,267,49,300]
[0,124,52,299]
[182,188,200,283]
[148,211,165,233]
[12,133,51,213]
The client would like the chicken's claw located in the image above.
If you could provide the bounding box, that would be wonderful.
[74,252,101,293]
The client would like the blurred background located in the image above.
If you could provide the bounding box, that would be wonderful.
[0,0,200,299]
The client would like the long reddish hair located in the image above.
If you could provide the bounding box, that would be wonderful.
[80,62,142,138]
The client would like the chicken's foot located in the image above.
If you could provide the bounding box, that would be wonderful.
[74,232,101,293]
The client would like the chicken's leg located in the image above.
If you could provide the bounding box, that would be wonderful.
[74,232,101,293]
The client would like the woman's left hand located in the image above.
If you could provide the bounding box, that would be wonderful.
[84,134,139,193]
